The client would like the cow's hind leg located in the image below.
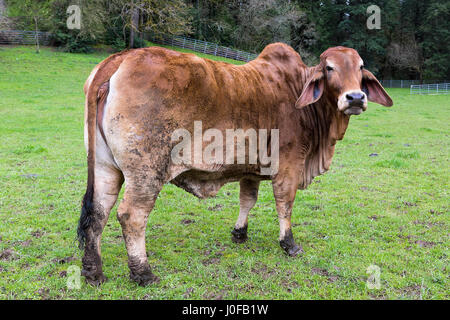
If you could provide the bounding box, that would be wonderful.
[117,175,163,286]
[231,178,260,243]
[79,165,123,285]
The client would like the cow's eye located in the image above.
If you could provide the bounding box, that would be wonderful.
[360,65,364,70]
[326,66,333,72]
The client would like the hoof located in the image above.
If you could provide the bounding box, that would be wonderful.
[231,226,248,244]
[82,268,108,286]
[285,244,304,257]
[279,228,304,257]
[130,270,160,287]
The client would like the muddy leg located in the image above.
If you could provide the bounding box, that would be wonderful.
[80,165,123,286]
[117,179,162,286]
[231,179,260,243]
[272,176,304,257]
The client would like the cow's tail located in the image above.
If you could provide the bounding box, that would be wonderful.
[77,50,131,250]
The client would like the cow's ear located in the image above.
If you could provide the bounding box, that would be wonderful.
[295,70,324,109]
[362,69,393,107]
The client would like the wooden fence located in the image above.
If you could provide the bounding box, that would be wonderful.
[146,33,258,62]
[0,30,52,45]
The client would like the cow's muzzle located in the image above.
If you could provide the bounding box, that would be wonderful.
[338,90,367,115]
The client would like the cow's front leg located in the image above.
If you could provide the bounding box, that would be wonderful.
[231,178,260,243]
[272,175,304,257]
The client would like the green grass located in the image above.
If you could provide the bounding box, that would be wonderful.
[0,45,448,300]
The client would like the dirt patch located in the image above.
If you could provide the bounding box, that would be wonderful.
[369,291,388,300]
[0,249,19,261]
[292,222,312,227]
[311,267,328,276]
[412,220,443,228]
[36,287,50,300]
[208,204,224,211]
[181,219,195,225]
[204,242,228,258]
[401,284,423,298]
[398,234,417,240]
[202,257,221,266]
[59,271,67,278]
[415,240,436,248]
[282,279,301,293]
[203,290,225,300]
[311,267,340,283]
[31,230,44,238]
[403,201,417,207]
[53,256,76,264]
[251,262,278,280]
[307,204,322,211]
[399,234,436,248]
[327,275,340,283]
[183,287,194,298]
[21,240,32,247]
[429,209,443,216]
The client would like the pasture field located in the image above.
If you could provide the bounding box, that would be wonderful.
[0,46,448,300]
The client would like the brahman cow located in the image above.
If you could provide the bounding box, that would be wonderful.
[78,43,393,286]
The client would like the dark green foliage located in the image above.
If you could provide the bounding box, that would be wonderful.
[3,0,448,78]
[47,0,97,53]
[52,31,94,53]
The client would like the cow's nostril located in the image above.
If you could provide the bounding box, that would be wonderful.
[346,92,365,101]
[355,93,365,100]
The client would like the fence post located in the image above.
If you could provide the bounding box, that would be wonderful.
[204,41,207,53]
[182,37,185,48]
[214,44,218,56]
[194,39,197,51]
[225,47,229,58]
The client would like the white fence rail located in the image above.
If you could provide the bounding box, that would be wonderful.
[145,32,258,62]
[0,30,52,45]
[380,79,449,88]
[410,83,450,95]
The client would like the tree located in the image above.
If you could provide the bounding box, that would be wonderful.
[420,1,450,80]
[387,38,422,79]
[112,0,193,48]
[49,0,107,53]
[5,0,50,53]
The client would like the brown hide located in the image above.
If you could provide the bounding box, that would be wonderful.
[93,43,358,194]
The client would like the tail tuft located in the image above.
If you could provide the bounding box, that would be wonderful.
[77,183,94,250]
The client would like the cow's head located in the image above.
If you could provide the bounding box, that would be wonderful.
[295,46,393,114]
